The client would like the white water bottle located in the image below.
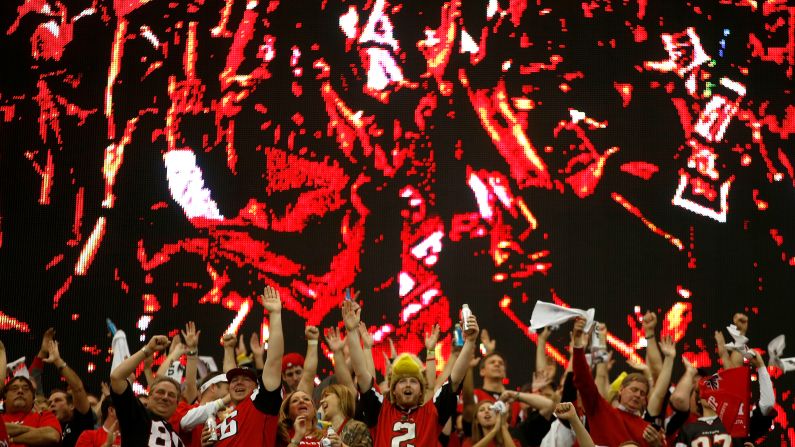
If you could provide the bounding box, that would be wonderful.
[321,427,336,447]
[461,304,472,331]
[205,417,218,441]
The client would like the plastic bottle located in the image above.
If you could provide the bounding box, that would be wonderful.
[461,304,472,331]
[205,417,218,441]
[321,427,337,447]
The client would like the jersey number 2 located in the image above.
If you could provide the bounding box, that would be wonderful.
[391,421,416,447]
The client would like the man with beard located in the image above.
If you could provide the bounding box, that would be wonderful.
[346,298,479,447]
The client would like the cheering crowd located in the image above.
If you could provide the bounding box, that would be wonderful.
[0,287,781,446]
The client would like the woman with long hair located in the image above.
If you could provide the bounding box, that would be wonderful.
[463,400,518,447]
[278,390,325,446]
[318,384,372,447]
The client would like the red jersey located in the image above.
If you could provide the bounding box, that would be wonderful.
[3,410,62,447]
[212,382,282,447]
[0,419,8,447]
[573,347,652,447]
[75,426,122,447]
[358,381,458,447]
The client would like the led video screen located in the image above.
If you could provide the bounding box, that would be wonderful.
[1,0,794,443]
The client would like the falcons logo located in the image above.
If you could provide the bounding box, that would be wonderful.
[703,374,722,391]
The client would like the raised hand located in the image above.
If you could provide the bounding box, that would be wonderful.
[553,402,578,421]
[627,359,650,374]
[259,286,282,314]
[341,299,361,331]
[305,326,320,341]
[222,333,237,349]
[642,311,657,337]
[146,335,171,353]
[324,327,345,352]
[659,335,676,358]
[571,318,586,348]
[249,333,264,357]
[682,356,697,375]
[182,322,200,350]
[38,327,56,358]
[480,328,496,354]
[463,314,480,342]
[235,335,248,358]
[750,350,765,369]
[42,340,63,365]
[538,326,552,341]
[425,324,441,351]
[169,334,184,355]
[358,323,374,349]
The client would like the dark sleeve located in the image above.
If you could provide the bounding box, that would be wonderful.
[433,381,459,428]
[356,387,383,428]
[61,408,98,447]
[748,406,777,441]
[509,411,552,447]
[252,379,283,415]
[110,381,150,445]
[561,371,577,404]
[663,408,690,437]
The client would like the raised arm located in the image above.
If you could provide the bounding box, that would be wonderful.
[461,354,476,423]
[297,326,319,395]
[324,327,355,394]
[110,335,170,394]
[343,299,373,392]
[424,324,440,399]
[182,321,201,404]
[358,322,377,380]
[571,318,601,415]
[156,335,185,378]
[554,403,594,447]
[260,286,284,391]
[43,340,90,414]
[535,327,551,374]
[642,312,663,381]
[450,313,479,389]
[249,333,265,371]
[222,333,237,373]
[669,356,697,412]
[647,336,676,417]
[714,330,733,369]
[0,340,6,389]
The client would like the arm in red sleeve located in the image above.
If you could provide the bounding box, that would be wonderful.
[572,347,601,416]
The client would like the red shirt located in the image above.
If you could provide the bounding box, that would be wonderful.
[3,410,62,447]
[573,347,651,447]
[212,385,281,447]
[74,426,122,447]
[358,381,459,447]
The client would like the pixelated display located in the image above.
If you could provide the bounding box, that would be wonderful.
[0,0,794,443]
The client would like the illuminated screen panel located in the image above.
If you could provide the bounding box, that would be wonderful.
[1,0,794,443]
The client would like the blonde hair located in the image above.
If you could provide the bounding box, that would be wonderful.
[278,391,323,443]
[320,384,356,419]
